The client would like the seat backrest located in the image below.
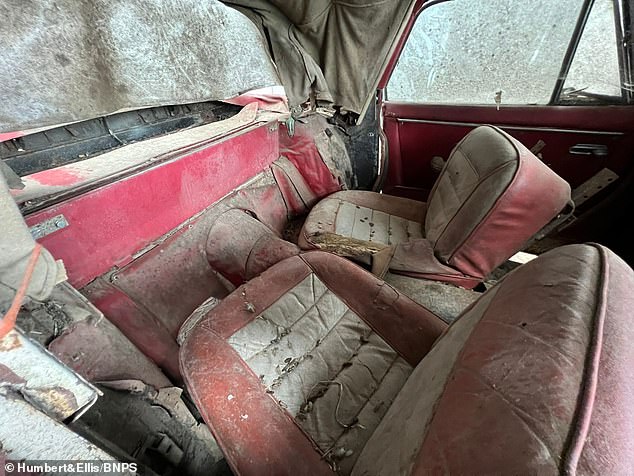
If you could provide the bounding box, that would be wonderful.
[424,125,571,278]
[352,243,634,475]
[206,208,300,284]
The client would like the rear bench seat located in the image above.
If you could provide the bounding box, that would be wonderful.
[180,243,634,475]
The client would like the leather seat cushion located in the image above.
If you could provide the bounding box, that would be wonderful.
[298,189,478,285]
[182,244,634,475]
[299,191,426,259]
[180,251,446,475]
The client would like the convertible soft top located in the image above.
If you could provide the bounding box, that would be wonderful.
[225,0,415,116]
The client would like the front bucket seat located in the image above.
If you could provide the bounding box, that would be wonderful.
[299,126,572,288]
[180,243,633,475]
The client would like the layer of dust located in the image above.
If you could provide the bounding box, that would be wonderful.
[384,273,480,323]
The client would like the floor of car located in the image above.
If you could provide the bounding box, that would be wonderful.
[71,386,231,476]
[282,214,307,243]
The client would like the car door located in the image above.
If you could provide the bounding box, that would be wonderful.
[377,0,634,228]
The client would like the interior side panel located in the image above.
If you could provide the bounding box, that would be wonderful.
[24,123,281,288]
[80,167,311,379]
[383,104,634,201]
[22,114,352,380]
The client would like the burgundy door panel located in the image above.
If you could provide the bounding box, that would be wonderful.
[383,103,634,202]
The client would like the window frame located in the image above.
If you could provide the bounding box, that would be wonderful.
[552,0,629,105]
[382,0,634,106]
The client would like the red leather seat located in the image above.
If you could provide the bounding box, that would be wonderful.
[298,126,572,288]
[180,243,633,475]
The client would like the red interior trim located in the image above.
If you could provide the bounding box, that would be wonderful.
[25,123,280,288]
[181,328,333,476]
[384,103,634,132]
[382,103,634,199]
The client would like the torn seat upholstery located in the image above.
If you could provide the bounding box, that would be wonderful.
[180,243,634,475]
[299,126,572,288]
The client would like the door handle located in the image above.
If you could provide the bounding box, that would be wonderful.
[569,144,609,157]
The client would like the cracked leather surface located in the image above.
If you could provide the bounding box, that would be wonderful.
[228,273,412,473]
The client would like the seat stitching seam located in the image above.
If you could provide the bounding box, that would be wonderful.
[234,282,334,362]
[561,244,608,474]
[267,308,364,408]
[432,160,518,262]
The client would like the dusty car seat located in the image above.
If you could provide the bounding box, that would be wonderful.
[180,243,633,475]
[298,125,572,288]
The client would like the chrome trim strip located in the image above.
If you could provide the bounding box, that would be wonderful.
[395,118,623,136]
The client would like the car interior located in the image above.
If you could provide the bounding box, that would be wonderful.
[1,0,633,475]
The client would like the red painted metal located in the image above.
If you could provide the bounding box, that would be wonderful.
[24,123,280,288]
[27,167,87,187]
[83,276,183,381]
[382,104,634,199]
[278,123,341,198]
[0,131,24,142]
